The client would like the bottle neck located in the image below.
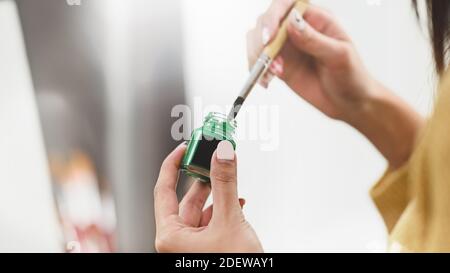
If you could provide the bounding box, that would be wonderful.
[203,114,235,140]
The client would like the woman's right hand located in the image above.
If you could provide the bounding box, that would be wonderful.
[247,0,379,122]
[247,0,424,168]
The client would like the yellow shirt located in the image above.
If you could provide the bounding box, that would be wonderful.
[371,71,450,252]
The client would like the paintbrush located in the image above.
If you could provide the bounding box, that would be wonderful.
[228,0,309,120]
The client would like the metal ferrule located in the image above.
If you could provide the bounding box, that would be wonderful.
[238,53,272,99]
[228,53,272,120]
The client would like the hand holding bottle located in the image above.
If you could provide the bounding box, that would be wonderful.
[154,142,263,253]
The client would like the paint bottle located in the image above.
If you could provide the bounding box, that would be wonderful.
[181,112,236,182]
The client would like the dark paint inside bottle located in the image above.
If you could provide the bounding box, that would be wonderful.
[190,137,221,171]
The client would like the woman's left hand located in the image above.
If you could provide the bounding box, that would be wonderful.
[154,142,263,253]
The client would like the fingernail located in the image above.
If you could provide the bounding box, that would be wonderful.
[217,140,235,161]
[259,72,274,89]
[266,72,275,83]
[291,10,306,32]
[269,60,283,76]
[262,27,271,45]
[259,80,269,89]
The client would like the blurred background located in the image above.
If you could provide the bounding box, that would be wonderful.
[0,0,434,252]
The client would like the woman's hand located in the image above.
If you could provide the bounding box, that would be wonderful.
[154,141,263,253]
[248,1,377,121]
[247,0,424,168]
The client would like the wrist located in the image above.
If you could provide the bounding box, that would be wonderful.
[344,81,425,168]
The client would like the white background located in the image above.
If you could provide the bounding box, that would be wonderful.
[181,0,434,252]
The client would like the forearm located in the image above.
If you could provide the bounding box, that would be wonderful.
[346,81,425,169]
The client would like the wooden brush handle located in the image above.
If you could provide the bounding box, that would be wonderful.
[262,0,309,60]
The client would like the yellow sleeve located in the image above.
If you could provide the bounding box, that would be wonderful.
[370,165,410,233]
[370,70,450,252]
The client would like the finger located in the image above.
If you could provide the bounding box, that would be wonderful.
[247,0,294,70]
[259,55,284,88]
[269,56,284,77]
[246,28,261,69]
[262,0,295,42]
[199,204,213,227]
[248,27,275,88]
[179,181,211,227]
[154,143,187,225]
[259,71,275,89]
[303,5,350,41]
[209,141,241,222]
[200,198,246,227]
[247,13,270,69]
[287,8,347,63]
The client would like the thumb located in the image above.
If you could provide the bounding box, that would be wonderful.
[287,9,346,63]
[209,140,241,222]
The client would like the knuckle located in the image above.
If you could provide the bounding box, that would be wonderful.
[211,166,236,184]
[300,28,314,46]
[153,184,169,199]
[185,197,203,212]
[335,43,352,63]
[326,43,353,69]
[160,156,171,171]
